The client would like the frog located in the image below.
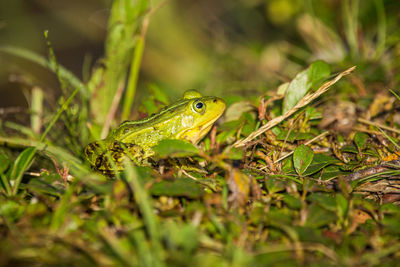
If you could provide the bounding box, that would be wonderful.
[84,90,226,173]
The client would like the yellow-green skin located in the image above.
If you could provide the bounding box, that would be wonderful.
[84,90,226,172]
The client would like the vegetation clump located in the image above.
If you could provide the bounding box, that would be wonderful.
[1,0,400,266]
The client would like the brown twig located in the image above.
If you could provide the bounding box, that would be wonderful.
[330,160,400,188]
[358,118,400,135]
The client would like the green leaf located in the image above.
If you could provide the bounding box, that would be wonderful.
[142,99,159,115]
[283,68,309,113]
[123,164,163,265]
[281,157,295,174]
[150,178,204,198]
[305,203,337,228]
[268,207,294,225]
[266,177,286,194]
[148,83,170,105]
[354,132,369,151]
[336,193,349,219]
[282,194,302,209]
[153,139,199,158]
[224,101,254,122]
[8,147,37,195]
[0,149,11,174]
[380,203,400,213]
[276,82,289,96]
[223,147,243,160]
[319,165,348,180]
[305,106,322,120]
[283,61,331,113]
[341,144,358,154]
[293,144,314,175]
[307,60,331,88]
[0,200,25,222]
[25,175,65,197]
[163,221,199,254]
[303,154,341,176]
[307,192,336,211]
[293,226,326,243]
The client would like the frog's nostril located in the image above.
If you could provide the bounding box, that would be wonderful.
[213,99,217,103]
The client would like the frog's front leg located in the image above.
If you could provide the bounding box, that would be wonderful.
[112,141,160,168]
[158,157,207,174]
[85,141,149,173]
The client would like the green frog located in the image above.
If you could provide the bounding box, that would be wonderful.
[84,90,226,172]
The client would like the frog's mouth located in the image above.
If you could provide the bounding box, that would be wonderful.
[182,112,224,144]
[180,120,215,144]
[178,97,226,144]
[196,118,219,141]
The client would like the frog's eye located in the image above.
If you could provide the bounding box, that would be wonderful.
[192,101,205,113]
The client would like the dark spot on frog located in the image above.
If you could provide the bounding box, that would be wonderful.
[110,142,122,151]
[87,143,95,150]
[112,152,120,161]
[85,143,97,154]
[95,154,106,169]
[213,99,217,103]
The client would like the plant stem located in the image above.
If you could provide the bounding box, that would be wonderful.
[121,18,148,121]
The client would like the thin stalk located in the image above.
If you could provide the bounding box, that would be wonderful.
[121,30,147,121]
[0,46,88,98]
[343,0,360,59]
[124,164,164,266]
[31,87,43,135]
[374,0,386,59]
[120,0,169,121]
[40,86,80,143]
[0,173,12,196]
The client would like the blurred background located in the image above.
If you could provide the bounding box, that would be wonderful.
[1,0,399,117]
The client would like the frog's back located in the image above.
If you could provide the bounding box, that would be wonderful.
[109,99,189,145]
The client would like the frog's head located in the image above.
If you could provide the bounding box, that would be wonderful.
[177,90,226,144]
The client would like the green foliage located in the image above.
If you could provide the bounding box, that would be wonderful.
[153,139,199,158]
[88,0,149,125]
[354,132,370,152]
[304,154,341,176]
[7,147,36,196]
[293,144,314,175]
[1,0,400,266]
[149,177,204,198]
[282,60,331,113]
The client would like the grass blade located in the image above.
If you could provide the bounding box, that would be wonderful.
[31,87,43,135]
[9,147,37,195]
[121,34,146,121]
[123,163,164,267]
[0,45,88,98]
[40,86,79,142]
